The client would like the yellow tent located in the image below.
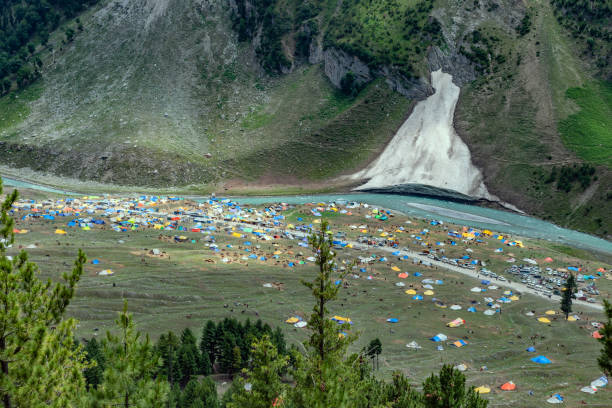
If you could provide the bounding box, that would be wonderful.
[424,290,434,296]
[361,229,368,233]
[475,386,491,394]
[273,250,282,255]
[504,290,512,295]
[380,232,388,237]
[231,232,242,238]
[285,317,299,324]
[538,317,551,323]
[545,310,556,315]
[405,289,417,295]
[81,226,91,231]
[332,316,351,323]
[567,316,577,322]
[391,266,401,272]
[55,229,67,235]
[510,295,520,301]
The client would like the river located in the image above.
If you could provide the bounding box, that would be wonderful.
[2,176,611,255]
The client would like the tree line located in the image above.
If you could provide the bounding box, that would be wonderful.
[1,177,611,407]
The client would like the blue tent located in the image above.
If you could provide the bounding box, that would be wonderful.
[414,272,422,277]
[248,254,257,259]
[412,295,423,300]
[531,356,551,364]
[387,318,399,323]
[481,280,490,285]
[435,280,444,285]
[43,215,55,220]
[467,307,477,313]
[392,251,400,256]
[334,280,342,285]
[360,268,367,273]
[526,346,536,352]
[430,335,446,342]
[91,259,100,265]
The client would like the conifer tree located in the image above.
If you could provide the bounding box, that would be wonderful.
[84,338,106,389]
[290,220,361,407]
[597,300,612,376]
[561,274,576,320]
[228,335,288,408]
[422,365,488,408]
[180,378,218,408]
[157,331,181,386]
[92,301,169,407]
[0,179,89,408]
[200,320,217,366]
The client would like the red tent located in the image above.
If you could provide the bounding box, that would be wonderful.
[500,381,516,391]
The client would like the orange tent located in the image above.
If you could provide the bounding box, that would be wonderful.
[597,267,606,272]
[544,257,553,263]
[398,273,408,279]
[592,331,603,339]
[500,381,516,391]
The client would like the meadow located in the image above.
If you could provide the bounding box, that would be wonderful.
[6,191,611,407]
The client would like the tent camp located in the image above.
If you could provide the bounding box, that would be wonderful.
[430,333,447,342]
[452,340,468,348]
[531,356,551,364]
[447,318,465,328]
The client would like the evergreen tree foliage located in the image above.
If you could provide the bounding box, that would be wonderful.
[200,320,217,365]
[0,178,89,408]
[91,301,169,407]
[228,335,288,408]
[180,378,218,408]
[289,220,362,407]
[380,372,423,408]
[366,338,382,370]
[178,328,201,386]
[422,365,488,408]
[84,337,106,390]
[156,331,181,386]
[561,273,576,320]
[597,300,612,377]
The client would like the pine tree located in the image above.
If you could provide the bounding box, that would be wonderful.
[380,372,423,408]
[91,301,169,407]
[157,331,181,386]
[561,274,576,320]
[200,320,217,366]
[84,338,106,389]
[228,335,288,408]
[597,299,612,376]
[0,179,89,408]
[218,333,238,374]
[289,220,361,407]
[178,343,199,387]
[422,365,488,408]
[366,338,382,370]
[180,378,218,408]
[231,345,243,375]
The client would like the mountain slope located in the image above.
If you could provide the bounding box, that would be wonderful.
[0,0,610,237]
